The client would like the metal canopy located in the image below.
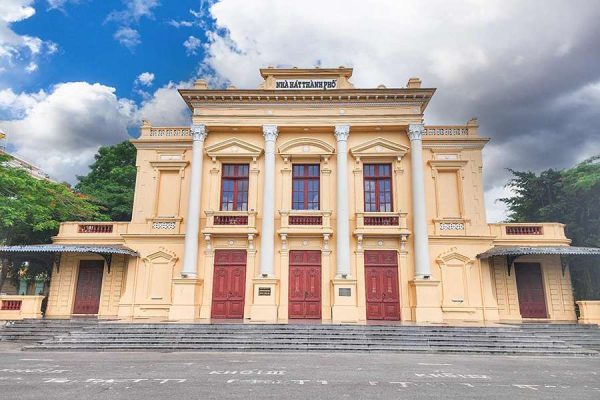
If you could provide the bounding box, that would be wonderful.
[477,246,600,277]
[0,244,139,273]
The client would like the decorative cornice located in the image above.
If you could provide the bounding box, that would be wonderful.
[334,124,350,141]
[191,124,208,142]
[408,123,424,141]
[262,124,278,141]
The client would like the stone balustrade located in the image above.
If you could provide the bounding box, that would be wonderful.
[489,222,569,244]
[0,295,44,320]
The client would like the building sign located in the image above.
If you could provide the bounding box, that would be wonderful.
[275,79,337,90]
[339,288,351,297]
[258,287,271,296]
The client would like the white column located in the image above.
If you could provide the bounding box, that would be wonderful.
[408,123,431,279]
[259,124,278,276]
[181,124,207,277]
[334,124,351,277]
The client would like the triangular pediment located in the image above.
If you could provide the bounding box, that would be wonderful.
[205,138,263,159]
[278,137,335,156]
[350,137,409,159]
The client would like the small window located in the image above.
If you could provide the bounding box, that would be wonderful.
[292,164,320,210]
[220,164,249,211]
[363,164,392,212]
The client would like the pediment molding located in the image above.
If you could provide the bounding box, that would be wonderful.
[278,137,335,157]
[143,248,178,264]
[205,137,263,160]
[350,137,409,159]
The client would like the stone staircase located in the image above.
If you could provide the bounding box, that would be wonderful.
[1,319,599,356]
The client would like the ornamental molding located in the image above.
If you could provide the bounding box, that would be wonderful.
[407,123,424,141]
[436,248,474,266]
[350,137,409,159]
[334,124,350,141]
[143,248,178,264]
[278,137,335,157]
[262,124,278,141]
[205,137,263,160]
[191,124,208,142]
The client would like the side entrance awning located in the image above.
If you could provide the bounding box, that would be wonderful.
[477,246,600,276]
[0,244,139,273]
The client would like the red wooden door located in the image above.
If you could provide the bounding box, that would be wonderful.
[364,250,400,320]
[211,250,247,319]
[73,260,104,314]
[289,250,321,319]
[515,263,547,318]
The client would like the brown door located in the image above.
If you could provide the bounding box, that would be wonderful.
[289,250,321,319]
[73,260,104,314]
[211,250,247,319]
[515,263,547,318]
[365,250,400,320]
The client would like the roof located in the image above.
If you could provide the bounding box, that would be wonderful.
[477,246,600,259]
[0,244,138,257]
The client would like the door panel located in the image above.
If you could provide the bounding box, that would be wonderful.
[364,250,400,321]
[515,263,547,318]
[288,250,321,319]
[211,250,247,319]
[73,260,104,315]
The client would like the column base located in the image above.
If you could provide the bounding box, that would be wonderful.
[168,278,203,321]
[409,279,443,323]
[249,278,279,322]
[331,279,358,323]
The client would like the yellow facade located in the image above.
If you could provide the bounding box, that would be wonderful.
[45,67,576,323]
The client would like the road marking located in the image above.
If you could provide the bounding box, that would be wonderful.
[418,363,452,366]
[19,359,54,362]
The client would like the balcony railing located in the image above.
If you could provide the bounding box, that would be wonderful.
[355,212,409,236]
[364,216,399,226]
[1,300,22,311]
[204,210,257,235]
[78,224,114,233]
[214,215,249,225]
[505,225,543,235]
[289,215,323,225]
[279,210,332,234]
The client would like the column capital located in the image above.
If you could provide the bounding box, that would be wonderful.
[408,123,424,141]
[262,124,278,141]
[334,124,350,141]
[191,124,208,142]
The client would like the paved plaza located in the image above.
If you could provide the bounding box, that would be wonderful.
[0,345,598,399]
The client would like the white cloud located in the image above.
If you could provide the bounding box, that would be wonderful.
[25,61,37,73]
[0,0,57,75]
[46,0,80,11]
[135,71,155,86]
[113,27,141,50]
[136,81,190,126]
[106,0,160,24]
[0,82,135,182]
[183,36,201,56]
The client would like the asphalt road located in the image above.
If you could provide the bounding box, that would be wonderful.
[0,345,599,399]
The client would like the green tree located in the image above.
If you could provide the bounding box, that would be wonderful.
[75,140,137,221]
[500,155,600,299]
[0,153,105,289]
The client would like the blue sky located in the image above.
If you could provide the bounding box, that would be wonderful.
[4,0,214,102]
[1,0,600,222]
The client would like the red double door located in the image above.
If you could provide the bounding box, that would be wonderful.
[515,263,547,318]
[365,250,400,320]
[289,250,321,319]
[73,260,104,314]
[211,250,247,319]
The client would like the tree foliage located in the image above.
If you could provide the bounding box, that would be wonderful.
[75,140,137,221]
[500,155,600,299]
[0,153,105,288]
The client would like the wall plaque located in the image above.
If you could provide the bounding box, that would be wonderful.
[275,79,337,90]
[339,288,351,297]
[258,287,271,296]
